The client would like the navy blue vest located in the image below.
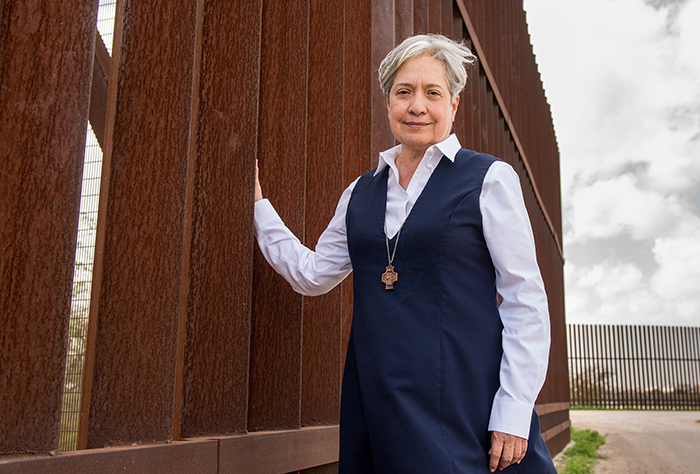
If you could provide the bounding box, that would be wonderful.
[339,149,556,473]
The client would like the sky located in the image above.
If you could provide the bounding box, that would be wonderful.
[523,0,700,327]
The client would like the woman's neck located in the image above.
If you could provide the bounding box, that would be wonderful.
[395,147,426,190]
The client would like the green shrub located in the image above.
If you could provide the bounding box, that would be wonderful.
[558,428,605,474]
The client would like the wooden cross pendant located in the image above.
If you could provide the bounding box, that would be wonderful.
[381,265,398,290]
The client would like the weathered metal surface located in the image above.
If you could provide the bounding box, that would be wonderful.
[300,0,346,427]
[248,0,309,432]
[370,0,396,161]
[218,427,339,474]
[0,0,99,454]
[0,439,217,474]
[414,0,429,33]
[177,0,262,439]
[83,0,198,447]
[0,430,338,474]
[300,464,339,474]
[460,0,563,239]
[88,31,110,147]
[341,0,373,378]
[395,0,413,42]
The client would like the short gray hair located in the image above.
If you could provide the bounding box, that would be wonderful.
[378,34,477,101]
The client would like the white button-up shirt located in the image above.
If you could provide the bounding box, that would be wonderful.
[254,134,550,439]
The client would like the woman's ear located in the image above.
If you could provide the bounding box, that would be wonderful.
[451,95,460,121]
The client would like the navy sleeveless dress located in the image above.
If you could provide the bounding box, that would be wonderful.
[340,149,557,473]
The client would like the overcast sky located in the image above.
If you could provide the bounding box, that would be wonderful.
[523,0,700,327]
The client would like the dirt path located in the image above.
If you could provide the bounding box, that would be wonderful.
[566,410,700,474]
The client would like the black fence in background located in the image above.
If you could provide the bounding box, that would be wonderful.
[568,324,700,410]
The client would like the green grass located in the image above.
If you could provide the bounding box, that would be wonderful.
[558,428,606,474]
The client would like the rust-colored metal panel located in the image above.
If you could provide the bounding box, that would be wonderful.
[370,0,396,161]
[395,0,413,43]
[177,0,262,439]
[344,0,373,178]
[427,0,441,33]
[341,0,373,384]
[89,31,111,148]
[300,463,339,474]
[546,430,570,459]
[460,0,563,243]
[476,71,489,150]
[218,427,339,474]
[300,0,345,427]
[0,440,217,474]
[0,0,98,454]
[413,0,428,33]
[84,0,199,447]
[539,408,569,438]
[440,0,453,37]
[248,0,309,431]
[463,36,479,148]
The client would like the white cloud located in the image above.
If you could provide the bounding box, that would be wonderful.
[567,173,685,242]
[565,256,700,326]
[525,0,700,327]
[651,218,700,300]
[575,262,644,298]
[526,0,700,190]
[565,259,656,325]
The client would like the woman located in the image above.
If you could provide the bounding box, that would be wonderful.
[254,34,557,474]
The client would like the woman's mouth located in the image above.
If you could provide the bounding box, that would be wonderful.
[404,121,429,128]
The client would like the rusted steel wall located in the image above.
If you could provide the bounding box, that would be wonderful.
[0,0,567,470]
[0,0,100,454]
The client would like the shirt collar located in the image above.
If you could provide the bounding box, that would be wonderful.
[374,134,462,176]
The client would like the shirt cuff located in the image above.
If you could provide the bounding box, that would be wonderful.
[254,198,282,235]
[487,394,534,439]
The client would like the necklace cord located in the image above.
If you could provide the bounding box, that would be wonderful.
[385,218,404,265]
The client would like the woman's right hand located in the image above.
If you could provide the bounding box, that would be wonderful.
[254,159,263,202]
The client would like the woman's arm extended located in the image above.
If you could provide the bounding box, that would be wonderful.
[254,161,355,296]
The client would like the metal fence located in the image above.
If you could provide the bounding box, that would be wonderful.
[1,0,568,469]
[568,324,700,410]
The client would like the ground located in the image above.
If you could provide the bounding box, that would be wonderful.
[557,410,700,474]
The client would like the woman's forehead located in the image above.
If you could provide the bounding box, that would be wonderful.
[393,56,448,87]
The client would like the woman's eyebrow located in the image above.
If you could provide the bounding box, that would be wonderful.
[393,82,445,89]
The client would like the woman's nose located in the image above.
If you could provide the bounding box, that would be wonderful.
[408,93,427,115]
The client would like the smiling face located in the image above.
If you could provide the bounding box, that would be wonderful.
[386,54,459,157]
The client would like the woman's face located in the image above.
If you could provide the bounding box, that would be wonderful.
[387,54,459,155]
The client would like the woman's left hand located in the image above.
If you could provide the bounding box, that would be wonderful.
[254,160,263,202]
[488,431,527,472]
